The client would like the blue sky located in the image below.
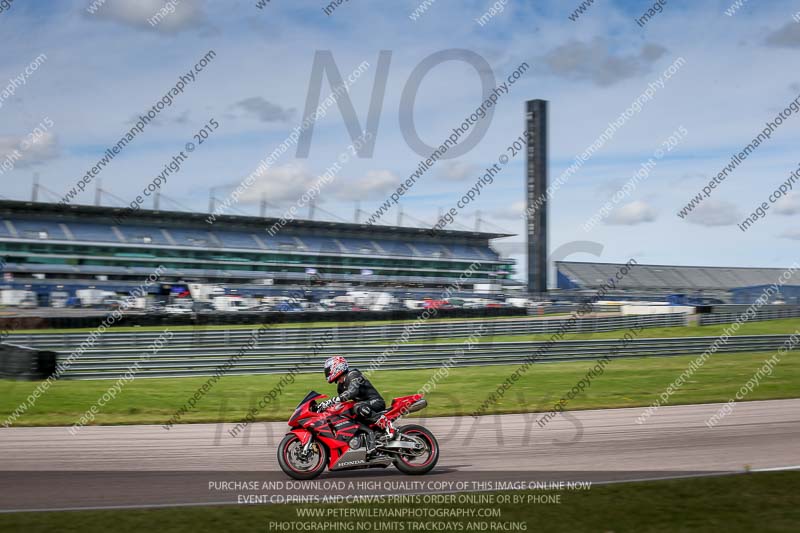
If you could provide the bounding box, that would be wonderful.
[1,0,799,281]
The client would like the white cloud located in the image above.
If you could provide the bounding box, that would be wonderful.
[90,0,205,32]
[490,201,526,220]
[231,97,295,123]
[539,38,667,86]
[683,200,741,226]
[779,229,800,240]
[238,163,323,204]
[606,200,657,225]
[438,160,479,181]
[333,170,399,201]
[0,132,59,168]
[773,192,800,215]
[765,22,800,48]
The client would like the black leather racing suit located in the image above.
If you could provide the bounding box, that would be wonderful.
[337,368,386,424]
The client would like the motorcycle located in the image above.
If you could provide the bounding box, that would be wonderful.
[277,391,439,480]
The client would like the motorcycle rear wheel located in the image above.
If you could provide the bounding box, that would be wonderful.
[393,424,439,475]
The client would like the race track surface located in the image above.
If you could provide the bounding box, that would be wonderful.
[1,398,798,511]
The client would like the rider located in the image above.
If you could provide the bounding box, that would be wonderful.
[318,356,396,444]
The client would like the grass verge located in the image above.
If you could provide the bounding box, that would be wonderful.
[1,350,797,427]
[1,471,798,533]
[405,317,800,344]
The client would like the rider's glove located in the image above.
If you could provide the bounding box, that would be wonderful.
[318,397,340,411]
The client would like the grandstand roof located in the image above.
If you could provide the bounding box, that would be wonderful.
[0,199,514,289]
[0,200,512,241]
[556,261,797,291]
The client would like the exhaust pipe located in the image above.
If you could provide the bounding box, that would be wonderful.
[405,399,428,414]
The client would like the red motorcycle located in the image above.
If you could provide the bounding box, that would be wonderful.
[277,391,439,480]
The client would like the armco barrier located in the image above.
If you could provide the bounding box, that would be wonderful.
[28,333,796,380]
[699,306,800,325]
[5,314,688,351]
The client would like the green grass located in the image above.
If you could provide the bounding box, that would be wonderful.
[406,317,800,344]
[1,350,797,427]
[2,471,798,532]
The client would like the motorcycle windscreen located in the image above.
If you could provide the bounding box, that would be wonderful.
[296,390,323,408]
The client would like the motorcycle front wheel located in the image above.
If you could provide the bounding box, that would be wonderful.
[277,434,328,480]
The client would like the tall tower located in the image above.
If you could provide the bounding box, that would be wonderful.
[526,100,548,294]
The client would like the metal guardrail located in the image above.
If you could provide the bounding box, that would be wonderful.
[528,304,621,314]
[5,314,687,350]
[707,304,800,314]
[4,307,795,380]
[699,307,800,325]
[55,334,794,379]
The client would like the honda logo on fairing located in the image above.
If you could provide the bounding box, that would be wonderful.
[338,459,365,467]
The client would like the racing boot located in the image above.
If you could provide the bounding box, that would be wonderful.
[375,415,397,441]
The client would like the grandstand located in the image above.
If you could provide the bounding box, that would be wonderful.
[0,200,515,301]
[556,261,800,303]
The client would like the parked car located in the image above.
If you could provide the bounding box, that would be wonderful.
[423,299,452,310]
[164,304,193,315]
[273,301,303,312]
[147,302,166,313]
[192,301,216,313]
